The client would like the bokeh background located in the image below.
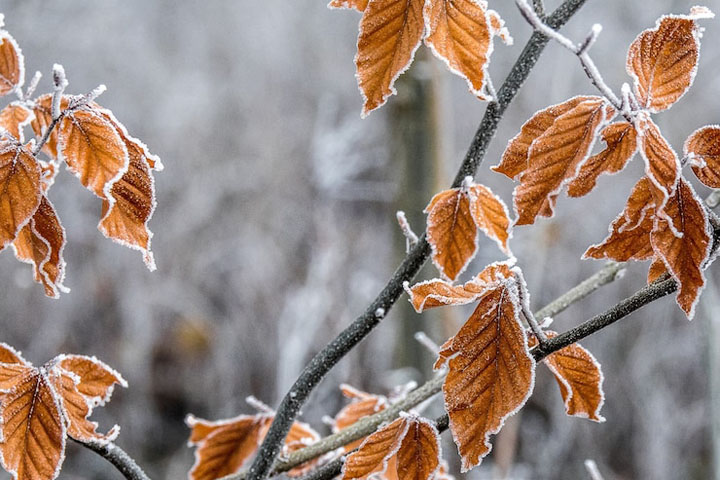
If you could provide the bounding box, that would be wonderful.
[1,0,720,478]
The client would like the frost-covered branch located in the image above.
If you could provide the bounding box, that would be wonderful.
[515,0,623,111]
[396,211,419,252]
[245,2,591,479]
[78,440,151,480]
[32,64,67,156]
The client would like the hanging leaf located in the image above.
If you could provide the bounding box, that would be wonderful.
[0,141,42,250]
[333,385,388,451]
[567,122,638,197]
[355,0,425,116]
[341,414,440,480]
[12,196,68,298]
[637,116,680,209]
[56,354,127,405]
[0,102,33,142]
[626,7,714,112]
[424,0,506,99]
[512,97,614,225]
[648,256,668,283]
[0,25,24,97]
[584,177,655,262]
[529,332,605,421]
[686,125,720,188]
[651,178,711,319]
[467,184,512,256]
[436,277,534,471]
[328,0,368,11]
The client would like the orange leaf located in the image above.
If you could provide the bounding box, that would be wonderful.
[0,142,42,250]
[407,260,514,312]
[650,178,711,319]
[355,0,425,116]
[0,367,65,480]
[468,184,512,256]
[567,122,638,197]
[530,332,605,422]
[686,125,720,188]
[0,26,24,97]
[637,116,680,209]
[342,414,440,480]
[0,342,24,365]
[12,196,68,298]
[584,177,655,262]
[424,0,507,99]
[328,0,368,11]
[30,94,67,160]
[437,279,534,471]
[513,97,614,225]
[186,414,273,480]
[56,354,127,405]
[648,256,668,284]
[334,385,388,451]
[626,8,714,112]
[57,108,129,199]
[493,96,591,180]
[0,102,32,142]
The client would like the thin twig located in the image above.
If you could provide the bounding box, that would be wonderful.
[585,459,606,480]
[76,441,151,480]
[245,3,591,479]
[396,211,419,252]
[32,65,68,157]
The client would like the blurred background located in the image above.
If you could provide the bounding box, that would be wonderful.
[1,0,719,478]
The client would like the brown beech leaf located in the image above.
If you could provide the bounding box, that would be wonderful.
[0,366,65,480]
[513,97,614,225]
[341,414,440,480]
[529,332,605,421]
[651,178,711,319]
[568,122,638,197]
[686,125,720,188]
[424,1,509,99]
[12,196,68,298]
[0,342,24,365]
[0,141,42,250]
[328,0,368,11]
[56,354,127,405]
[493,97,591,181]
[626,7,714,113]
[407,260,514,312]
[468,184,512,256]
[334,385,388,451]
[0,102,33,142]
[30,94,67,160]
[0,25,23,97]
[57,108,129,199]
[648,256,668,283]
[637,116,680,209]
[355,0,425,116]
[425,188,476,281]
[436,275,534,471]
[584,177,655,262]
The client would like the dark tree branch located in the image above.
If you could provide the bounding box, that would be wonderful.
[245,2,590,479]
[77,440,151,480]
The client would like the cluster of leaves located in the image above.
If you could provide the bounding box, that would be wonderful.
[493,6,717,318]
[0,343,126,480]
[0,14,162,298]
[329,0,512,116]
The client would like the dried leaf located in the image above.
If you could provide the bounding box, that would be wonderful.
[648,256,668,283]
[424,0,502,99]
[0,29,23,97]
[328,0,368,11]
[56,354,127,405]
[626,8,714,112]
[0,102,33,142]
[342,414,440,480]
[57,108,129,199]
[0,368,65,480]
[651,178,711,319]
[355,0,425,116]
[334,385,388,451]
[637,116,680,209]
[0,342,24,365]
[567,122,638,197]
[530,332,605,421]
[493,97,591,180]
[425,188,476,281]
[0,142,42,250]
[584,177,655,262]
[12,196,68,298]
[513,97,614,225]
[686,125,720,188]
[468,184,512,256]
[437,280,534,471]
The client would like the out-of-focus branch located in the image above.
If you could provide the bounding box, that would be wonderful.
[77,440,151,480]
[245,2,591,480]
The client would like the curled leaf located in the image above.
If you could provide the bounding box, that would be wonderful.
[0,28,23,97]
[0,102,33,142]
[468,184,512,256]
[686,125,720,188]
[637,116,680,210]
[328,0,368,11]
[0,141,42,250]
